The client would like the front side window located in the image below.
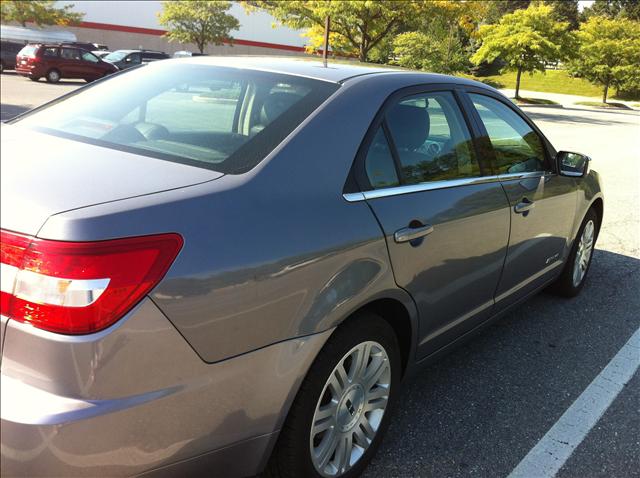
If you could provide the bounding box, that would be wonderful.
[13,63,338,173]
[81,51,100,63]
[469,94,546,174]
[383,91,480,185]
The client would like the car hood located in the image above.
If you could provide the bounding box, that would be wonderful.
[0,125,222,235]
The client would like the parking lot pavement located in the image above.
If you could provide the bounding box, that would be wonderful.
[0,71,82,120]
[1,72,639,478]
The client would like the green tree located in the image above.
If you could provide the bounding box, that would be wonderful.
[243,1,414,62]
[581,0,640,21]
[471,4,573,98]
[544,0,580,30]
[484,0,531,24]
[158,1,240,54]
[392,1,486,74]
[569,16,640,103]
[0,0,83,27]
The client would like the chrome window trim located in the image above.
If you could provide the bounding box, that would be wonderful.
[342,172,549,202]
[343,175,499,202]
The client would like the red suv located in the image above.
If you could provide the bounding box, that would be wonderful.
[15,44,118,83]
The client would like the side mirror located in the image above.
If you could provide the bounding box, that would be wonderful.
[557,151,590,177]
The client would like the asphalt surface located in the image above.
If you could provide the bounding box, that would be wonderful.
[1,72,639,478]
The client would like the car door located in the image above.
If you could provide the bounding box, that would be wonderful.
[59,47,82,78]
[349,87,511,357]
[465,91,577,308]
[79,50,103,78]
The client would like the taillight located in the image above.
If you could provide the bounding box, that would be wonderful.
[0,230,183,334]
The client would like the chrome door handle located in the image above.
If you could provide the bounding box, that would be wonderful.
[514,199,535,214]
[394,224,434,243]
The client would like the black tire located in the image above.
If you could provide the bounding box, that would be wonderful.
[29,77,39,82]
[265,313,401,478]
[45,69,61,83]
[548,208,599,297]
[0,61,4,73]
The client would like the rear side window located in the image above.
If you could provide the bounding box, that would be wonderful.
[469,94,546,174]
[17,45,36,57]
[365,127,400,189]
[42,47,59,58]
[14,63,339,174]
[364,91,480,189]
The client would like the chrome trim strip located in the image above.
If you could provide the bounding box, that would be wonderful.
[342,171,547,202]
[497,171,545,180]
[342,192,367,202]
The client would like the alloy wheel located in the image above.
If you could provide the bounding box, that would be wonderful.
[573,219,595,287]
[310,341,391,477]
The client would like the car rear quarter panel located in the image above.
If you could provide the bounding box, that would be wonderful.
[35,74,427,364]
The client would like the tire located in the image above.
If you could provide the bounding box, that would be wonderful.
[29,77,39,82]
[265,313,401,478]
[549,208,599,297]
[46,69,61,83]
[0,61,4,73]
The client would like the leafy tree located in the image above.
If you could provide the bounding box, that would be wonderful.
[392,1,486,74]
[543,0,580,30]
[484,0,531,24]
[471,4,573,98]
[569,16,640,103]
[581,0,640,21]
[243,1,414,62]
[0,0,83,27]
[158,1,240,54]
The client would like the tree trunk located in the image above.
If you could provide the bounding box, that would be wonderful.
[515,66,523,99]
[602,82,609,104]
[359,42,367,63]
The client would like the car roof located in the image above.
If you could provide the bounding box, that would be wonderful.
[172,56,485,86]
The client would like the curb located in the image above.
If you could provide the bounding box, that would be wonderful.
[516,103,564,109]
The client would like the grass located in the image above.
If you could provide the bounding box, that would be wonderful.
[462,70,619,99]
[574,101,632,109]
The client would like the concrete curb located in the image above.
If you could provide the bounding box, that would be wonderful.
[516,103,564,109]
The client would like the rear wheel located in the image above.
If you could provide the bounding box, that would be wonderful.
[549,208,599,297]
[266,313,400,478]
[45,69,61,83]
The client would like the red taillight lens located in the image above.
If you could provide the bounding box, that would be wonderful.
[0,230,183,334]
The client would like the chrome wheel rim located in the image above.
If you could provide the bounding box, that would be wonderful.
[49,71,59,81]
[310,341,391,477]
[573,219,595,287]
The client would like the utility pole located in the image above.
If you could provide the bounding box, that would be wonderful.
[323,15,330,67]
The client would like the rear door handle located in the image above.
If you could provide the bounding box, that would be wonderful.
[394,224,434,243]
[514,198,535,214]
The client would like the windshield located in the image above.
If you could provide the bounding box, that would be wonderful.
[13,62,339,173]
[104,51,127,62]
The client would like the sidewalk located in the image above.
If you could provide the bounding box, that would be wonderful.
[498,88,640,110]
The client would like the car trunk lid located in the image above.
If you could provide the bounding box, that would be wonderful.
[0,124,223,236]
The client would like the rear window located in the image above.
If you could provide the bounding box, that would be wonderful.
[17,45,37,57]
[13,63,339,173]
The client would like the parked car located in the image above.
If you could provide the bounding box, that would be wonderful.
[15,43,118,82]
[0,39,23,72]
[103,49,169,69]
[0,57,603,478]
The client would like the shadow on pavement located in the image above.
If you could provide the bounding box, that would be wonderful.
[0,104,31,121]
[362,248,639,478]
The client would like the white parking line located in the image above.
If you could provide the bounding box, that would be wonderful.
[508,327,640,478]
